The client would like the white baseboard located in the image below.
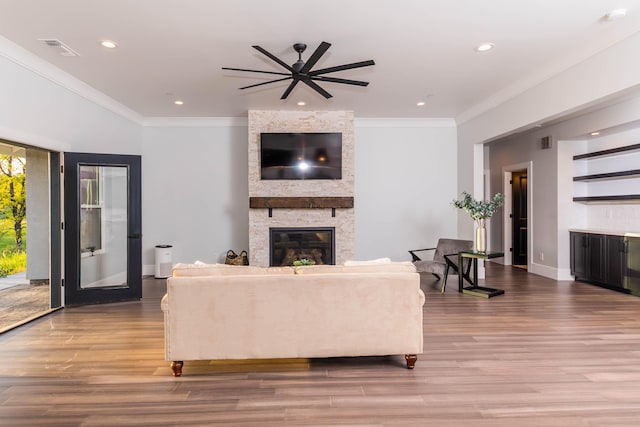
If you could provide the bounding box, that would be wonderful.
[143,264,155,277]
[529,262,573,281]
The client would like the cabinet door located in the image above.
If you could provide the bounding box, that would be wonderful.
[606,235,625,288]
[625,237,640,294]
[570,232,587,279]
[587,234,606,283]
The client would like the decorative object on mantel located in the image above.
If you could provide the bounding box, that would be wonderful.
[292,258,316,267]
[225,250,249,266]
[452,192,504,253]
[222,41,374,99]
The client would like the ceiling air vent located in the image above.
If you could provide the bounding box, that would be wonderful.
[38,39,80,57]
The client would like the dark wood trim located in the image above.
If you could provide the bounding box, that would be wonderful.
[573,195,640,203]
[573,169,640,182]
[249,196,354,209]
[573,143,640,160]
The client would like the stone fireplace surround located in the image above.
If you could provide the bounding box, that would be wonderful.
[248,110,355,266]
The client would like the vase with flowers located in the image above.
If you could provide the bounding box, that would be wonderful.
[452,192,504,253]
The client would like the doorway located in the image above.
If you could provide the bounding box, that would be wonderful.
[0,140,61,333]
[502,161,532,269]
[63,153,141,305]
[511,169,528,268]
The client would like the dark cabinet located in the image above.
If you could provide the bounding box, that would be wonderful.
[570,232,588,279]
[626,237,640,295]
[570,232,628,292]
[606,235,626,288]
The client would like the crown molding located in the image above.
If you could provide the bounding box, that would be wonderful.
[0,36,144,125]
[142,117,248,127]
[355,117,456,128]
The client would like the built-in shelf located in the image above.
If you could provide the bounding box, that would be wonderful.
[573,169,640,182]
[573,195,640,203]
[249,197,354,209]
[573,143,640,203]
[573,143,640,160]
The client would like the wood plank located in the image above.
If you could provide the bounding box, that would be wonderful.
[249,196,354,209]
[1,266,640,425]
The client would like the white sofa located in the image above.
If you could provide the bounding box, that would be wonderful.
[161,262,425,376]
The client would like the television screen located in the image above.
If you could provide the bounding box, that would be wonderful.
[260,133,342,180]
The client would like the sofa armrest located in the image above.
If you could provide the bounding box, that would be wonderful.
[161,294,168,312]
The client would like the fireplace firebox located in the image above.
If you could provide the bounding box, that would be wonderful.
[270,227,335,266]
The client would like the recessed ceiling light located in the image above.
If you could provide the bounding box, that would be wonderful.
[174,100,184,106]
[475,43,495,52]
[99,40,118,49]
[297,101,306,106]
[590,131,600,136]
[416,101,426,106]
[606,8,627,21]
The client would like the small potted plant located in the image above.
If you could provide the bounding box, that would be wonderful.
[292,258,316,266]
[452,192,504,252]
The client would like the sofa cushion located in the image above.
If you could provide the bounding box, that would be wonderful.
[344,257,391,266]
[172,263,294,277]
[294,261,416,275]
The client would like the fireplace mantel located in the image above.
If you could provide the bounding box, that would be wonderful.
[250,197,354,209]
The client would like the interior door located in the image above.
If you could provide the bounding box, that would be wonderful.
[64,153,141,305]
[512,169,528,266]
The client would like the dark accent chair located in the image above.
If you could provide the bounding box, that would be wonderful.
[409,238,473,292]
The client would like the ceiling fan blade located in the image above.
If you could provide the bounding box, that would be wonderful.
[309,60,375,76]
[239,77,293,90]
[253,45,295,72]
[300,41,331,74]
[311,76,369,86]
[301,78,332,99]
[222,67,290,76]
[280,79,300,99]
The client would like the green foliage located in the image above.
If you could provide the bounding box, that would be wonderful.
[452,192,504,222]
[0,249,26,278]
[292,258,316,266]
[0,155,26,251]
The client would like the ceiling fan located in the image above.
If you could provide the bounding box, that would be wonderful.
[222,41,375,99]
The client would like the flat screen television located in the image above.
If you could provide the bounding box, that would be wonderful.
[260,132,342,180]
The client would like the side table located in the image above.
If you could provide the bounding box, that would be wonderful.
[458,251,505,298]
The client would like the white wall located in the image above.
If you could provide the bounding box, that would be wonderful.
[141,120,249,271]
[457,31,640,242]
[486,97,640,280]
[354,119,458,261]
[457,30,640,280]
[487,130,557,274]
[139,118,458,271]
[0,45,141,154]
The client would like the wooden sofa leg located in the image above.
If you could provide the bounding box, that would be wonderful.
[170,361,183,377]
[405,354,417,369]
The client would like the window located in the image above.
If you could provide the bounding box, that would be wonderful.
[79,166,102,255]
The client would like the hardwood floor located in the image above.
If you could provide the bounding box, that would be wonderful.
[1,265,640,426]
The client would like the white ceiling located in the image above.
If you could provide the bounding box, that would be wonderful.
[1,0,640,120]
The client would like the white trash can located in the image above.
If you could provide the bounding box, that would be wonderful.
[154,245,173,279]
